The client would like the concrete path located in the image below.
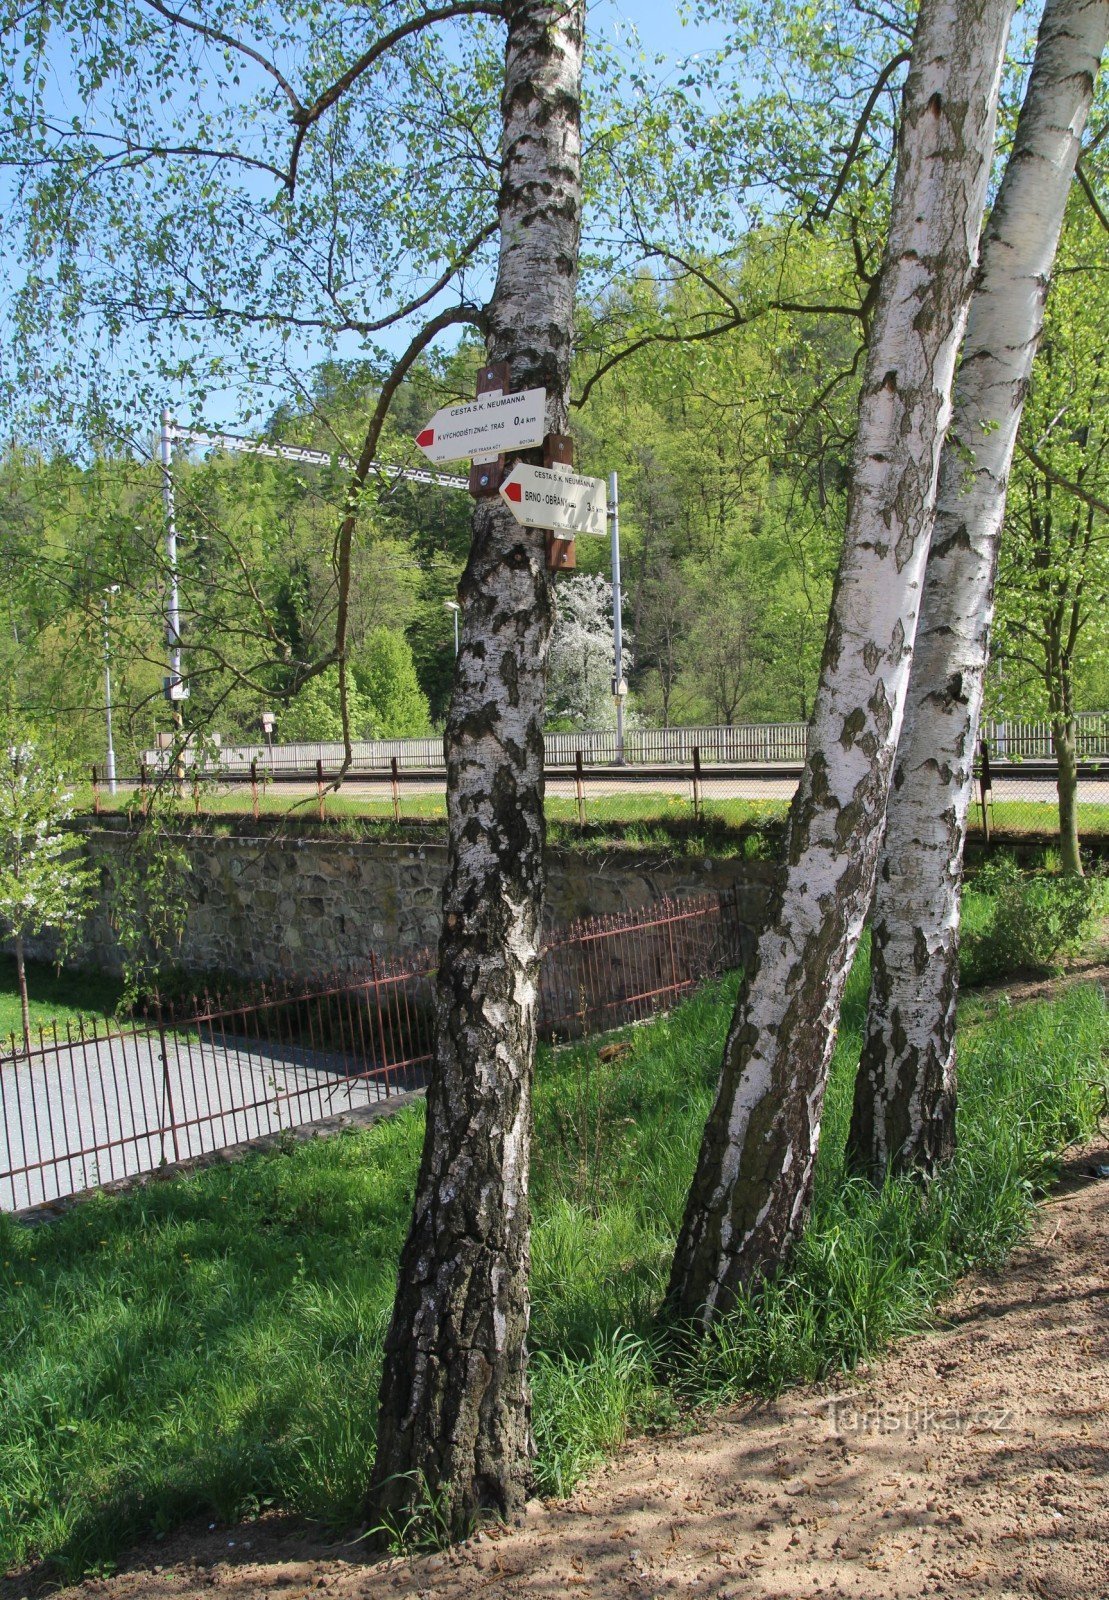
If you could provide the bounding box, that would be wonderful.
[0,1029,400,1213]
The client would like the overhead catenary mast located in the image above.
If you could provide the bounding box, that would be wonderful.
[158,418,622,753]
[158,411,187,754]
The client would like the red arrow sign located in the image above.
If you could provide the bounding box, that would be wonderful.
[504,481,522,502]
[416,428,434,448]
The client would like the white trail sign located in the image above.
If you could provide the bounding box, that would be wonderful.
[498,463,606,534]
[415,389,546,464]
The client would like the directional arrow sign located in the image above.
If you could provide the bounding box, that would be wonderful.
[498,464,607,534]
[415,388,546,464]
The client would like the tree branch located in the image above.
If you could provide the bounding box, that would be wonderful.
[138,0,303,114]
[1017,437,1109,520]
[1075,158,1109,237]
[331,300,483,773]
[808,50,911,227]
[287,0,505,192]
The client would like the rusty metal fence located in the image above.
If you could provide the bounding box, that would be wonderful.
[1,891,745,1214]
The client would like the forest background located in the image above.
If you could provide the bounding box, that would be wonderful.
[0,0,1106,772]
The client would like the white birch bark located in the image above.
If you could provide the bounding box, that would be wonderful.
[667,0,1015,1326]
[371,0,584,1530]
[851,0,1109,1180]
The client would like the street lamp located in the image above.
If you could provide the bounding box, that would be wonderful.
[444,599,461,657]
[102,585,120,795]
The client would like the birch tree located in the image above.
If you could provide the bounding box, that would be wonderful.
[991,178,1109,875]
[849,0,1109,1182]
[369,0,585,1532]
[666,0,1015,1325]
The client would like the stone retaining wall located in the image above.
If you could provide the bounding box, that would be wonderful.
[24,826,778,984]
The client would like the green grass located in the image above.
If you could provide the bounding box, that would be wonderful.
[80,784,790,834]
[78,786,789,857]
[2,949,1106,1579]
[0,957,122,1045]
[77,783,1109,853]
[969,798,1109,836]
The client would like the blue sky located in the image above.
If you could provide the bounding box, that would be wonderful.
[0,1,734,449]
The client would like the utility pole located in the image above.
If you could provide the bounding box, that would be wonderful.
[159,410,186,751]
[444,599,461,656]
[102,586,119,795]
[609,471,626,764]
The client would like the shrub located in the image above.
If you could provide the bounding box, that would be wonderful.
[962,857,1102,983]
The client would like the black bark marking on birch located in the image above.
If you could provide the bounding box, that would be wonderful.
[841,707,867,749]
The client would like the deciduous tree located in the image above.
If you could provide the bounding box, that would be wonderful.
[666,0,1015,1324]
[369,0,586,1532]
[0,730,96,1050]
[849,0,1109,1181]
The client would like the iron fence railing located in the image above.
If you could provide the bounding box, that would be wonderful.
[140,713,1109,775]
[1,892,745,1214]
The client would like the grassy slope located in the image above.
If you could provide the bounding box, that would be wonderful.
[76,783,1109,840]
[0,957,122,1045]
[2,946,1107,1578]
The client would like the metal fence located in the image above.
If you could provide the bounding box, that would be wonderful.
[141,713,1109,775]
[1,891,745,1213]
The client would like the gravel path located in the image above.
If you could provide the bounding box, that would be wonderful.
[20,1142,1108,1600]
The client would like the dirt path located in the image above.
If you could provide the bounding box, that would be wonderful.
[28,1142,1108,1600]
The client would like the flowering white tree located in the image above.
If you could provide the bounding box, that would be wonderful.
[548,574,629,730]
[0,736,97,1051]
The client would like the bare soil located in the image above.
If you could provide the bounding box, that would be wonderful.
[15,1142,1108,1600]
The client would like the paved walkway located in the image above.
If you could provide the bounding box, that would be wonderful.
[0,1030,397,1213]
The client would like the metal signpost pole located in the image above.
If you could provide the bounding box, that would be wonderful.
[102,587,118,795]
[159,411,186,768]
[609,471,626,765]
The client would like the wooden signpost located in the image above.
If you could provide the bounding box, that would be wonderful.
[415,367,607,567]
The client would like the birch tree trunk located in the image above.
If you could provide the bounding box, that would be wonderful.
[666,0,1013,1327]
[849,0,1108,1181]
[369,0,584,1533]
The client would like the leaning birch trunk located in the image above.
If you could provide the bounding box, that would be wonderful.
[849,0,1108,1181]
[665,0,1013,1327]
[369,0,584,1532]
